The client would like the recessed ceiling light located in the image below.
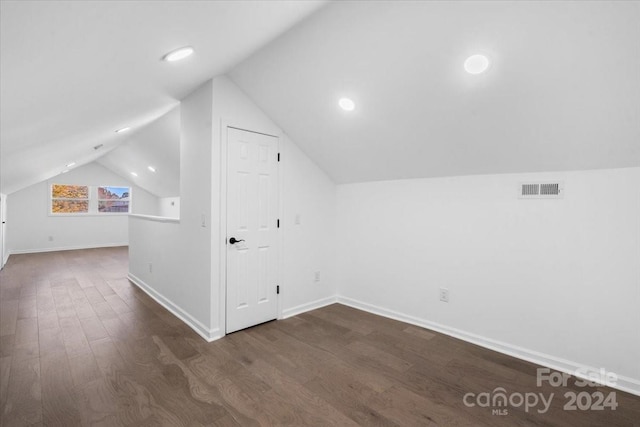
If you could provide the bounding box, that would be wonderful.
[147,166,156,173]
[62,169,70,174]
[464,54,490,74]
[66,162,76,168]
[339,97,355,111]
[130,172,138,177]
[163,46,194,62]
[115,127,131,134]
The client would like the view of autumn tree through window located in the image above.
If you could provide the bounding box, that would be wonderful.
[51,184,89,213]
[51,184,131,214]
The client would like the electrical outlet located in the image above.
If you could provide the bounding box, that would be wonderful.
[148,263,153,273]
[314,271,320,283]
[201,214,206,228]
[295,214,301,225]
[439,287,449,303]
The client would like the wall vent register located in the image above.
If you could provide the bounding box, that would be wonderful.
[519,182,564,199]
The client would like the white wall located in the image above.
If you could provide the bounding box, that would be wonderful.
[210,75,337,327]
[129,80,215,338]
[281,137,336,316]
[158,197,180,218]
[129,76,337,339]
[336,167,640,393]
[6,162,158,254]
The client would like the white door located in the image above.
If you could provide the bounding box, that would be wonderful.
[226,127,279,333]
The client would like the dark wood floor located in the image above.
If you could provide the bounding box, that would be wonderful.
[1,248,639,426]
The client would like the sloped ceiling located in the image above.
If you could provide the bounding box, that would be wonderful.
[0,0,326,195]
[3,1,638,194]
[97,107,180,198]
[231,1,640,183]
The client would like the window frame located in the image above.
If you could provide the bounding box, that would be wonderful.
[49,184,133,216]
[97,185,131,214]
[50,184,90,215]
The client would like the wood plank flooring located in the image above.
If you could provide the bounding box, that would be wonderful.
[1,247,639,426]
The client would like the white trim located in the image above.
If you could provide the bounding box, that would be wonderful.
[282,296,338,319]
[336,296,640,397]
[129,214,180,223]
[227,126,279,138]
[9,242,128,255]
[218,119,229,336]
[48,183,132,216]
[127,273,223,342]
[276,133,284,320]
[0,193,6,270]
[47,213,130,217]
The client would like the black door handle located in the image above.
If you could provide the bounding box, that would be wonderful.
[229,237,245,244]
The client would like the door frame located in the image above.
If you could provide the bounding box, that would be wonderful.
[0,193,5,269]
[217,120,284,336]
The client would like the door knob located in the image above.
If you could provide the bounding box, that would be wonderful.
[229,237,245,244]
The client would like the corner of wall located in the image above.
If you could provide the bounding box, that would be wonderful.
[333,167,640,396]
[210,75,339,329]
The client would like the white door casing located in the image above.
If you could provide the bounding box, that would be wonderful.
[0,194,5,268]
[225,127,279,333]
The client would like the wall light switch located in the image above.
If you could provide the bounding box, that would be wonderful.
[439,288,449,303]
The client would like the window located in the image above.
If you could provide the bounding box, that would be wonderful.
[50,184,131,215]
[51,184,89,214]
[98,186,130,213]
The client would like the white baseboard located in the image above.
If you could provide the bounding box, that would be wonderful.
[336,296,640,397]
[127,273,223,342]
[9,242,128,255]
[281,295,338,319]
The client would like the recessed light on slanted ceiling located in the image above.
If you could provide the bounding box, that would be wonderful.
[66,162,76,168]
[339,97,355,112]
[163,46,194,62]
[61,169,70,174]
[115,127,131,134]
[464,54,490,74]
[147,166,156,173]
[130,172,138,177]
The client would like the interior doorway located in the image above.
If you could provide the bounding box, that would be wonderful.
[225,127,279,333]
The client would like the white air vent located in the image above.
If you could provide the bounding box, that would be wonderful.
[518,182,564,199]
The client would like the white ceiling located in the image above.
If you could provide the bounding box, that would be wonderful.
[231,1,640,183]
[2,1,638,195]
[97,107,180,198]
[0,0,326,194]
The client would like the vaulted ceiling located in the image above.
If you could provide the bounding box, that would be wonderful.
[231,1,640,183]
[97,107,180,198]
[0,0,326,195]
[1,1,638,195]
